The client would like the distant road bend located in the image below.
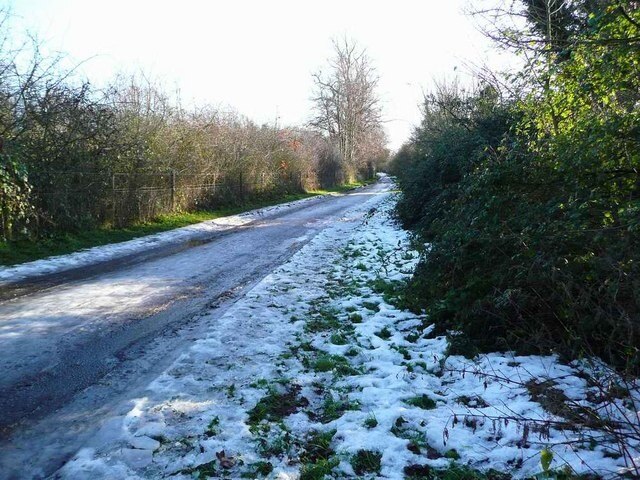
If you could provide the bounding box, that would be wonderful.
[0,177,390,478]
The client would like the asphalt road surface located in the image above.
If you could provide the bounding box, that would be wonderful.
[0,178,390,479]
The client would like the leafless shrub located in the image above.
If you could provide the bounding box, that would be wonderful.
[443,356,640,477]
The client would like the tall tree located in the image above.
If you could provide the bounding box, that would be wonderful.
[310,39,382,178]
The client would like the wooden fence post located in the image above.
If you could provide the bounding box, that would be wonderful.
[171,169,176,211]
[112,173,116,225]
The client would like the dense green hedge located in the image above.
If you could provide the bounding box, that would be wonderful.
[392,3,640,373]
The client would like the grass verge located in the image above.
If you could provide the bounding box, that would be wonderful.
[0,181,373,266]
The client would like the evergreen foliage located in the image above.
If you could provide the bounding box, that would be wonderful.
[391,2,640,373]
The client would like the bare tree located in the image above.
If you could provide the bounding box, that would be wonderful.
[2,9,389,240]
[310,38,383,180]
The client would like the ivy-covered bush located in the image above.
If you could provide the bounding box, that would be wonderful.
[1,155,33,241]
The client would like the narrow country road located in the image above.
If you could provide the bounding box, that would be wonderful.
[0,179,389,479]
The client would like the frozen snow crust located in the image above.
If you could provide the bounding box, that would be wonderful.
[58,192,639,479]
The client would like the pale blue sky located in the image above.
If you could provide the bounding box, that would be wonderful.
[7,0,513,149]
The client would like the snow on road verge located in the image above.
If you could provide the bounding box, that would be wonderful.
[58,193,638,479]
[0,194,331,283]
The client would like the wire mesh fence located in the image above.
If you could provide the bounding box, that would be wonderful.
[28,169,306,231]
